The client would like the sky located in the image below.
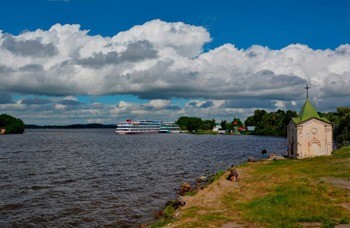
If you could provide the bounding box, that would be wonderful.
[0,0,349,125]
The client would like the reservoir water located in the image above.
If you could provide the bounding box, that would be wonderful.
[0,129,286,227]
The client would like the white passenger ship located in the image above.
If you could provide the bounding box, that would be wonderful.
[116,120,162,134]
[159,122,181,133]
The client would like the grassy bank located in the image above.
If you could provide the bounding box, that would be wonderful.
[154,147,350,227]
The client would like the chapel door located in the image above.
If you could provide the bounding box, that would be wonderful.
[310,142,321,156]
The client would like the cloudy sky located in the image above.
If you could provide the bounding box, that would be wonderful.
[0,0,349,125]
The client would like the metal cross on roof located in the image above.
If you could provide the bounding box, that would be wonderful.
[304,84,311,99]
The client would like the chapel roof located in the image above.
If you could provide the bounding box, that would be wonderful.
[292,99,331,124]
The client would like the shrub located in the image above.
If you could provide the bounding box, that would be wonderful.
[0,114,25,134]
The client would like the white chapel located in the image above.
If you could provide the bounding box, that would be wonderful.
[287,98,333,159]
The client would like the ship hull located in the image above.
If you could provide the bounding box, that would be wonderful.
[115,130,159,134]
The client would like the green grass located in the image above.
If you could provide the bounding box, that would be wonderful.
[191,130,218,135]
[150,200,188,228]
[199,213,231,222]
[236,146,350,227]
[333,146,350,158]
[207,170,226,184]
[150,204,178,228]
[163,204,176,218]
[150,217,177,228]
[155,147,350,227]
[180,207,233,227]
[241,182,345,227]
[184,191,197,196]
[181,206,203,219]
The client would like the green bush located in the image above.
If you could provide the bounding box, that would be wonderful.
[245,109,298,136]
[0,114,25,134]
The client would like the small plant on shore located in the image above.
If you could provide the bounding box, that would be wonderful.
[207,170,225,184]
[151,200,183,228]
[150,217,176,228]
[194,129,218,135]
[184,191,197,196]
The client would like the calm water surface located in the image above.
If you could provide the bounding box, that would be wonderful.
[0,129,286,227]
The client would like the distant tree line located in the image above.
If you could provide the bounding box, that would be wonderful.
[245,109,298,136]
[319,107,350,147]
[25,123,116,129]
[176,116,216,132]
[0,114,25,134]
[176,116,245,132]
[244,107,350,147]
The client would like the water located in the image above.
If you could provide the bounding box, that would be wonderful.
[0,129,286,227]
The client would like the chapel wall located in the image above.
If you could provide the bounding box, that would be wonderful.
[297,119,331,158]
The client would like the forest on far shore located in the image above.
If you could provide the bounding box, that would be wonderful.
[176,106,350,148]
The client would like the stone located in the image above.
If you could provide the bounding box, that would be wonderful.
[247,157,256,162]
[193,176,208,191]
[174,198,186,207]
[268,153,277,159]
[165,199,186,209]
[178,182,192,196]
[197,176,207,181]
[273,155,286,160]
[227,166,239,182]
[154,210,164,219]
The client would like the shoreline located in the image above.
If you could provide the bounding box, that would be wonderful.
[151,147,350,227]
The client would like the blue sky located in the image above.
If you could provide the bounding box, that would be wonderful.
[0,0,349,124]
[2,0,349,49]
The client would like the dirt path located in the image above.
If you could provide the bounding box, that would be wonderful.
[168,165,258,227]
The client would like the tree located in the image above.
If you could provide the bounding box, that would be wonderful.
[176,116,191,130]
[233,117,243,127]
[319,111,340,126]
[188,117,202,132]
[334,107,350,147]
[226,122,233,132]
[245,109,297,136]
[245,109,267,126]
[0,114,25,134]
[176,116,216,132]
[201,119,215,130]
[211,119,216,128]
[220,120,227,130]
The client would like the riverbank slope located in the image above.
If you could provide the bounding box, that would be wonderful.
[159,147,350,227]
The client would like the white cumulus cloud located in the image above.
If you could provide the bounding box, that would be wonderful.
[0,19,349,120]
